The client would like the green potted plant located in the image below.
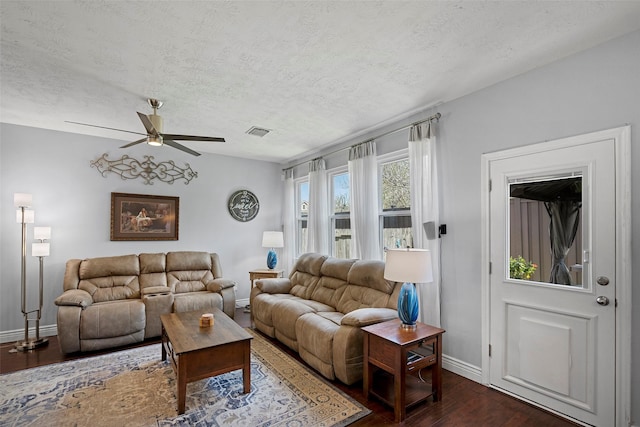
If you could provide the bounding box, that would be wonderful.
[509,255,538,280]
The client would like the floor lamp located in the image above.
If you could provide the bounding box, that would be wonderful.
[14,193,49,351]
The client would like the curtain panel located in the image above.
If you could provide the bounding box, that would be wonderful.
[408,122,441,327]
[282,168,296,274]
[348,140,381,260]
[307,158,329,254]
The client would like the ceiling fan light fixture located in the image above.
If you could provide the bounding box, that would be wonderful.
[147,134,163,146]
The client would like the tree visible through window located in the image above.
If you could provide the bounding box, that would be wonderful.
[380,157,412,252]
[332,171,350,258]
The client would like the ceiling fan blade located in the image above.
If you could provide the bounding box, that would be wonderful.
[137,112,158,135]
[120,137,147,148]
[163,139,201,156]
[65,121,146,136]
[163,134,225,143]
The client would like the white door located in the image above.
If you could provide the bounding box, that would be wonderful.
[488,137,616,426]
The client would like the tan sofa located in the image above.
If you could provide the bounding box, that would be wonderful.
[250,252,402,385]
[55,251,236,354]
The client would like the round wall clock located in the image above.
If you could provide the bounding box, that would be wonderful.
[228,190,260,222]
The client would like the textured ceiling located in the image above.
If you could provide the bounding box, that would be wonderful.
[2,1,640,163]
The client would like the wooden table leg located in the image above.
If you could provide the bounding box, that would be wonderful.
[433,335,442,401]
[363,333,370,399]
[161,326,167,361]
[394,349,407,422]
[177,356,187,415]
[243,342,251,393]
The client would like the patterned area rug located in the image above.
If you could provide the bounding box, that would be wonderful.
[0,329,370,426]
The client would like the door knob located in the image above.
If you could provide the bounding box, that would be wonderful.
[596,296,610,306]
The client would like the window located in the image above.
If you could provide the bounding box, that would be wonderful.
[330,169,351,258]
[379,151,412,255]
[296,179,309,256]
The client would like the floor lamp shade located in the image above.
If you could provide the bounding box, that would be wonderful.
[262,231,284,269]
[384,249,433,329]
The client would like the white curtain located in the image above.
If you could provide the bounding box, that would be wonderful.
[409,122,441,327]
[348,140,381,260]
[282,168,296,274]
[307,158,329,254]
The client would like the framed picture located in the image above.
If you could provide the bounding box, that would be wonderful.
[111,192,179,241]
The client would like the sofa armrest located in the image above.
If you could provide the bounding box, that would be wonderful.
[256,278,292,294]
[341,308,398,327]
[141,286,171,296]
[207,278,236,293]
[54,289,93,308]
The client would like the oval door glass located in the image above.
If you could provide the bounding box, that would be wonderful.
[508,175,584,287]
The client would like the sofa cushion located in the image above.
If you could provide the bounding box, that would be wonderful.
[286,253,327,299]
[168,270,213,293]
[308,257,355,308]
[166,251,212,271]
[79,276,140,303]
[79,254,140,279]
[272,299,316,343]
[77,255,141,302]
[336,260,395,313]
[252,293,296,330]
[173,291,222,312]
[80,300,145,340]
[296,313,340,380]
[288,272,320,299]
[139,253,168,289]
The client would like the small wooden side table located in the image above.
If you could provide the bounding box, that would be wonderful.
[247,269,284,315]
[249,268,284,289]
[362,319,445,422]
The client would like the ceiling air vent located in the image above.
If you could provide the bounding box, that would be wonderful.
[246,126,270,137]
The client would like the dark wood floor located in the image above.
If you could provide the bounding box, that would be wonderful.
[1,309,577,426]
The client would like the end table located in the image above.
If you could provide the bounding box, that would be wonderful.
[362,318,445,422]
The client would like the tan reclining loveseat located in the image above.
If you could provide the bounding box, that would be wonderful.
[250,252,402,385]
[55,251,236,354]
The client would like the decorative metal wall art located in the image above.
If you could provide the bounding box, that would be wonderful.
[90,153,198,185]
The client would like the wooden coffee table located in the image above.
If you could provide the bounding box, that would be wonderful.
[160,308,253,414]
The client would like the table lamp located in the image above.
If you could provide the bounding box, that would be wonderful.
[262,231,284,269]
[384,248,433,330]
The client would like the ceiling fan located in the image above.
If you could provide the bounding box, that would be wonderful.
[66,98,225,156]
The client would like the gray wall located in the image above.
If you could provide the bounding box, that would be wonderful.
[286,30,640,423]
[437,30,639,423]
[0,124,283,337]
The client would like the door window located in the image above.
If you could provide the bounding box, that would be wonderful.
[508,174,584,287]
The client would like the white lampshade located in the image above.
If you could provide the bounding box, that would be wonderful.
[14,193,32,208]
[32,242,50,257]
[384,248,433,284]
[34,226,51,240]
[262,231,284,248]
[16,209,35,224]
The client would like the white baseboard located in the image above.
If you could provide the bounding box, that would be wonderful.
[236,297,249,308]
[442,353,482,383]
[0,324,58,344]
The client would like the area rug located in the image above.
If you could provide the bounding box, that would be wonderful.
[0,329,370,426]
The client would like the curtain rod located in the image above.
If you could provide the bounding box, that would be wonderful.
[283,112,441,171]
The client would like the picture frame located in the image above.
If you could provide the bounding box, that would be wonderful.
[110,192,179,241]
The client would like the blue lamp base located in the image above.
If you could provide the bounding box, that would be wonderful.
[266,249,277,270]
[397,282,419,330]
